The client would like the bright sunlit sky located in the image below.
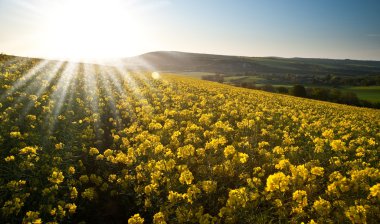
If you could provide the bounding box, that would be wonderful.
[0,0,380,61]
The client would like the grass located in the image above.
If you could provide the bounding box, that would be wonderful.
[341,86,380,103]
[253,84,380,103]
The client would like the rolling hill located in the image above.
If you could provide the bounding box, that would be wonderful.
[125,51,380,76]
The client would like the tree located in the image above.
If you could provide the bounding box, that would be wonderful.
[276,86,289,94]
[291,85,307,97]
[262,84,275,92]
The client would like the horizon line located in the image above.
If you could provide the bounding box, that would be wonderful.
[1,50,380,63]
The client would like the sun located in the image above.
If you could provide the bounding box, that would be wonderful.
[39,0,149,61]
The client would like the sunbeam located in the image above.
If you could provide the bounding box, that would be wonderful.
[0,59,50,101]
[19,61,65,118]
[47,62,78,134]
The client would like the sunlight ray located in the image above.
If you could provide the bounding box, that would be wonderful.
[83,63,102,142]
[103,65,139,125]
[46,62,78,134]
[112,59,142,95]
[0,55,29,72]
[19,61,65,117]
[0,59,50,101]
[98,67,122,130]
[103,66,127,97]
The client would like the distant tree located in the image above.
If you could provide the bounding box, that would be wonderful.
[241,82,249,88]
[330,89,342,102]
[311,88,331,100]
[291,85,307,97]
[276,86,289,94]
[341,92,360,105]
[240,82,256,89]
[201,74,224,83]
[262,84,275,92]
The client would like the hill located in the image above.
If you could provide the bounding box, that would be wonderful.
[0,55,379,223]
[125,51,380,76]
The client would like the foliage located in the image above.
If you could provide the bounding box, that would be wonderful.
[291,85,307,97]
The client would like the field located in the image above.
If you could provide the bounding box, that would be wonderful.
[220,75,380,103]
[0,57,380,223]
[342,86,380,103]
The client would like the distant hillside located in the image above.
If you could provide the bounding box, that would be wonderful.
[125,51,380,76]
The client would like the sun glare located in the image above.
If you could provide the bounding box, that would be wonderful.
[39,0,149,61]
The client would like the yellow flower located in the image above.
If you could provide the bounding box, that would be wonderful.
[70,187,78,199]
[55,143,64,150]
[48,170,64,184]
[292,190,308,207]
[223,145,236,158]
[311,167,324,176]
[168,191,186,203]
[4,155,15,162]
[82,187,97,200]
[10,131,22,139]
[226,187,249,208]
[108,174,117,183]
[368,183,380,200]
[345,205,367,224]
[19,146,38,155]
[236,152,249,164]
[274,199,282,207]
[313,198,331,216]
[128,214,144,224]
[291,165,309,182]
[23,211,42,224]
[179,170,194,185]
[205,136,227,150]
[201,180,217,193]
[322,129,334,139]
[177,144,195,159]
[68,166,75,174]
[308,220,317,224]
[275,159,290,170]
[103,149,113,157]
[89,147,100,156]
[330,140,346,151]
[2,197,24,215]
[79,175,89,183]
[65,203,77,214]
[265,172,290,192]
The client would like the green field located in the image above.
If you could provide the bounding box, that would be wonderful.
[341,86,380,103]
[253,84,380,103]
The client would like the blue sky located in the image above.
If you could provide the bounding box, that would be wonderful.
[0,0,379,60]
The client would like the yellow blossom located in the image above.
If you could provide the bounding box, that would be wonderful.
[48,170,64,184]
[68,166,75,174]
[223,145,236,158]
[313,198,331,216]
[153,212,166,224]
[265,172,290,192]
[179,170,194,185]
[4,155,15,162]
[311,167,324,176]
[89,147,100,156]
[345,205,367,224]
[65,203,77,214]
[128,214,144,224]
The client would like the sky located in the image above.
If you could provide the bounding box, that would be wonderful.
[0,0,380,60]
